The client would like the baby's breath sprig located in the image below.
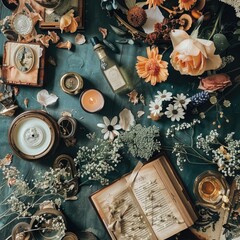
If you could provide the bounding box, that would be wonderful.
[164,120,240,176]
[0,166,69,235]
[74,136,123,185]
[118,124,161,160]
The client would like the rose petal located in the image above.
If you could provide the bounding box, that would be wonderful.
[170,30,190,48]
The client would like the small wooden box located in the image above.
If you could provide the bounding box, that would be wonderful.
[39,0,84,30]
[2,41,45,87]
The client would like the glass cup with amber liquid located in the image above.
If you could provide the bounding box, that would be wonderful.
[194,170,229,209]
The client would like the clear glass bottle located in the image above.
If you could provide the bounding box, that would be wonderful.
[90,36,131,94]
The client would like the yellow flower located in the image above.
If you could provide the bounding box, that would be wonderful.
[146,0,164,8]
[178,0,196,10]
[136,47,169,86]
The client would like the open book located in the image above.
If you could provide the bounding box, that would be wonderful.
[90,155,198,240]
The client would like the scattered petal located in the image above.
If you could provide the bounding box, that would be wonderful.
[60,10,74,32]
[139,94,145,105]
[13,86,19,96]
[39,35,51,48]
[48,31,60,43]
[56,41,72,50]
[47,56,57,66]
[119,108,135,131]
[37,89,58,107]
[127,90,139,105]
[137,111,145,118]
[75,33,86,45]
[0,154,13,168]
[65,17,78,33]
[24,98,29,108]
[99,27,108,39]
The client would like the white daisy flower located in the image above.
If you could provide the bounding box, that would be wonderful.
[155,90,172,102]
[165,104,185,122]
[173,93,191,109]
[97,116,121,141]
[149,99,163,116]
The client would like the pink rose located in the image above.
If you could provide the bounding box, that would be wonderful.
[170,30,222,76]
[198,74,232,92]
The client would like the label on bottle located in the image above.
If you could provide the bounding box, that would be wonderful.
[104,65,126,91]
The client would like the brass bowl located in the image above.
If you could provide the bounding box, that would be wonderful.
[30,208,66,240]
[8,110,60,160]
[60,72,84,95]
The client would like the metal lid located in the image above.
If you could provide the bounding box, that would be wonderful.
[60,72,84,95]
[8,110,60,160]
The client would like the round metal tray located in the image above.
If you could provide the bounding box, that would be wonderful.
[8,110,60,160]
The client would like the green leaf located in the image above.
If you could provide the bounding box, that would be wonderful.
[234,29,240,35]
[237,21,240,26]
[213,33,230,53]
[125,0,136,9]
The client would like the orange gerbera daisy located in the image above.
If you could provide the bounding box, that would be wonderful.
[136,47,169,86]
[146,0,164,9]
[179,0,196,10]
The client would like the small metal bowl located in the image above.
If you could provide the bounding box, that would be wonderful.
[60,72,84,95]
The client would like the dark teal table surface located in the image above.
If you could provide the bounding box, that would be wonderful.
[0,1,240,239]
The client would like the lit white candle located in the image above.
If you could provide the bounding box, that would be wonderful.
[80,89,104,113]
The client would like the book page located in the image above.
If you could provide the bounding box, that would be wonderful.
[91,178,156,240]
[131,163,187,239]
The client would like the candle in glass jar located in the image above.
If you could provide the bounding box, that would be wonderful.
[80,89,104,113]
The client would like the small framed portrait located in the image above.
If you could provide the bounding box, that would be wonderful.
[14,46,35,73]
[2,42,45,87]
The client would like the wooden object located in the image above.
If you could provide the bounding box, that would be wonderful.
[90,154,197,240]
[39,0,84,30]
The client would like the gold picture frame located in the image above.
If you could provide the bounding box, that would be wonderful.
[39,0,84,30]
